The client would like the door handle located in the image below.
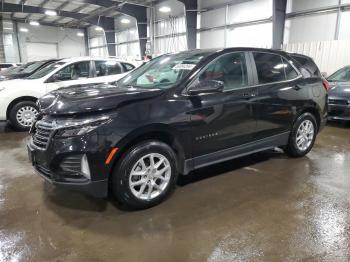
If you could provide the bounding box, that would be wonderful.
[243,93,256,98]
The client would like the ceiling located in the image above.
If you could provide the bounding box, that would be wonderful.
[0,0,156,28]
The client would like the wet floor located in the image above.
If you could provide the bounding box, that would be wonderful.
[0,122,350,261]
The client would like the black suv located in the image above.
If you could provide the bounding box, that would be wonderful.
[28,48,328,209]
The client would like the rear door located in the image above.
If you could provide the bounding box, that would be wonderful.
[250,51,302,139]
[188,51,258,157]
[92,60,125,84]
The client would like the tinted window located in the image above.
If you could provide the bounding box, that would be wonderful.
[283,58,299,80]
[0,64,13,69]
[52,61,90,81]
[291,55,320,77]
[253,53,287,84]
[95,61,122,77]
[328,67,350,82]
[122,63,135,72]
[198,52,248,91]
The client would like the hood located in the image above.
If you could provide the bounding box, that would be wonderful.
[328,82,350,99]
[38,83,164,116]
[0,73,30,81]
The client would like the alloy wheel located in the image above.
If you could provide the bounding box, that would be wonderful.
[129,153,171,200]
[296,119,315,151]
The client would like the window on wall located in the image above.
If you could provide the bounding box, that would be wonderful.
[95,61,123,76]
[253,52,299,84]
[198,52,248,91]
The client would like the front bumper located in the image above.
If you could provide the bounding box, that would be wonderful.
[27,134,112,198]
[328,104,350,121]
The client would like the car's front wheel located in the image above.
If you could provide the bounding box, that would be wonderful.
[285,112,317,157]
[112,141,178,209]
[9,101,39,131]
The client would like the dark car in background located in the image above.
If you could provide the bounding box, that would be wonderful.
[0,59,59,81]
[28,48,328,209]
[327,66,350,121]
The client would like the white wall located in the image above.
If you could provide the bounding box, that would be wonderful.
[116,27,140,59]
[17,23,86,62]
[286,0,339,13]
[284,13,337,44]
[283,40,350,75]
[199,0,273,49]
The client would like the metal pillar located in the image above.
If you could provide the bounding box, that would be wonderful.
[98,17,116,57]
[272,0,287,49]
[179,0,198,50]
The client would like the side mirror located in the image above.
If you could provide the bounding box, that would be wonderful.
[188,80,224,95]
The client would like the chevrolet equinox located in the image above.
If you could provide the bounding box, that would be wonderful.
[28,48,328,209]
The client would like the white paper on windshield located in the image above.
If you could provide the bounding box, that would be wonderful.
[172,64,196,70]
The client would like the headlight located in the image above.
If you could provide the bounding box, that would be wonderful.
[55,117,110,138]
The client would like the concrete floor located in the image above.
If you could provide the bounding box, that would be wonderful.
[0,122,350,261]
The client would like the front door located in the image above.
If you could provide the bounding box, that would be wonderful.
[187,52,257,158]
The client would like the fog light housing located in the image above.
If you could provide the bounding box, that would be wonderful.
[81,154,91,180]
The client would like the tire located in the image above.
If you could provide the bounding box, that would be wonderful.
[8,101,39,131]
[111,140,178,210]
[285,112,317,158]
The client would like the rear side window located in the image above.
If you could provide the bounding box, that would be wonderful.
[122,63,135,72]
[95,61,123,77]
[253,52,299,84]
[291,55,320,78]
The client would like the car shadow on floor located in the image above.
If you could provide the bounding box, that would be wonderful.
[0,122,16,133]
[43,149,286,213]
[177,149,285,186]
[327,121,350,129]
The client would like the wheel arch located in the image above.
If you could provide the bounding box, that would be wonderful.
[6,96,38,119]
[110,124,188,176]
[298,106,321,132]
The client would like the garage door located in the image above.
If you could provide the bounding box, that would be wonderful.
[26,42,58,61]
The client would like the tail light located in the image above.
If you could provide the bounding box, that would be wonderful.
[322,79,330,91]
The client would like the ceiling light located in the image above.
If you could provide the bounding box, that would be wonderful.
[20,28,29,32]
[95,27,103,31]
[29,21,40,26]
[45,10,57,16]
[159,6,171,13]
[77,32,84,37]
[121,18,131,24]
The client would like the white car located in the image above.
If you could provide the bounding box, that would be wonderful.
[0,57,137,130]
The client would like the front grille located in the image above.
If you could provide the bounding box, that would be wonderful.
[60,155,82,173]
[32,120,55,149]
[328,99,349,105]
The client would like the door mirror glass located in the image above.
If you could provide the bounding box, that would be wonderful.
[188,80,224,95]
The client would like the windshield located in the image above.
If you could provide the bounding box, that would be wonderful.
[27,61,65,79]
[120,52,211,89]
[328,67,350,82]
[21,61,48,74]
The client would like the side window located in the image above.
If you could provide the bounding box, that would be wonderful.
[292,55,320,77]
[52,61,90,82]
[197,52,248,91]
[283,58,299,80]
[253,52,286,84]
[122,63,135,72]
[95,61,122,77]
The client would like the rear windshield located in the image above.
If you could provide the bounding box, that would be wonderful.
[291,55,321,78]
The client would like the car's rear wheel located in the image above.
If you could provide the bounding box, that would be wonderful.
[285,112,317,157]
[9,101,39,131]
[111,141,178,209]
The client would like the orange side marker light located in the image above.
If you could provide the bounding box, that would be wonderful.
[105,148,119,165]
